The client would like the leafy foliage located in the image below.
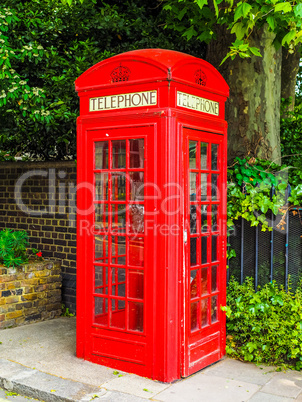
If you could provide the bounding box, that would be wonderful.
[163,0,302,61]
[0,229,42,267]
[61,304,75,317]
[0,229,28,267]
[222,278,302,370]
[0,0,204,161]
[281,104,302,170]
[227,157,302,232]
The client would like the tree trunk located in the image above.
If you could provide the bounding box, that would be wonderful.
[281,46,301,115]
[207,24,282,164]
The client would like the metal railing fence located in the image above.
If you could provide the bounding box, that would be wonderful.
[227,184,302,290]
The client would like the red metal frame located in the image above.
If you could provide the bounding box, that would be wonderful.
[76,49,229,382]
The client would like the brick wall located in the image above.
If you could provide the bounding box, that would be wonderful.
[0,161,77,313]
[0,260,62,328]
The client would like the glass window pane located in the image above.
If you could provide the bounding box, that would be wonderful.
[129,269,144,299]
[118,267,126,282]
[211,144,218,171]
[129,205,144,234]
[111,173,126,201]
[95,266,108,295]
[212,205,218,232]
[190,205,197,234]
[200,174,208,201]
[95,173,108,200]
[190,269,198,299]
[95,235,108,263]
[111,266,126,285]
[111,204,126,233]
[118,299,125,309]
[95,141,108,170]
[200,142,208,170]
[191,302,199,331]
[111,236,126,265]
[211,174,219,200]
[128,301,144,332]
[189,141,197,169]
[190,173,197,201]
[118,282,126,297]
[211,266,218,292]
[201,298,209,328]
[111,267,117,284]
[190,237,197,266]
[94,297,108,326]
[201,236,208,264]
[130,139,144,168]
[129,237,144,267]
[201,204,209,233]
[130,172,144,200]
[201,267,208,296]
[212,235,218,262]
[111,267,126,297]
[95,203,109,231]
[112,140,126,169]
[111,299,125,329]
[211,295,218,323]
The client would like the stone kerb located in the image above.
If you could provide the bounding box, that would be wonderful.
[0,260,62,329]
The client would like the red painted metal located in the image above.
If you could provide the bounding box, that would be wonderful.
[75,49,229,382]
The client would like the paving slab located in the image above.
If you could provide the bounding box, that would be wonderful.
[0,318,115,387]
[261,371,302,399]
[0,359,104,402]
[248,391,294,402]
[103,374,169,399]
[2,318,302,402]
[154,373,260,402]
[0,387,41,402]
[293,391,302,401]
[203,357,276,386]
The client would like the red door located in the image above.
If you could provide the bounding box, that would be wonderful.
[81,124,154,378]
[182,127,227,377]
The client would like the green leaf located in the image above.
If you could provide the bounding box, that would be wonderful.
[247,342,257,353]
[182,25,197,40]
[242,3,252,17]
[195,0,208,9]
[212,0,219,17]
[249,47,262,57]
[231,22,247,40]
[266,16,275,31]
[177,7,188,21]
[271,295,284,306]
[234,4,244,21]
[275,2,292,13]
[282,30,296,45]
[294,3,302,17]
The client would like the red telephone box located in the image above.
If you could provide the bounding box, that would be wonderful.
[75,49,229,382]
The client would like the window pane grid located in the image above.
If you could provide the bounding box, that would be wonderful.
[188,139,221,333]
[93,138,145,333]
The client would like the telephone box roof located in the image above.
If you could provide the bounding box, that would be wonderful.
[75,48,229,97]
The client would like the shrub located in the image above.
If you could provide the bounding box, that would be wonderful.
[222,278,302,370]
[0,229,29,267]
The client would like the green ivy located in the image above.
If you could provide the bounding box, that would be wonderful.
[227,157,302,235]
[222,278,302,370]
[281,104,302,170]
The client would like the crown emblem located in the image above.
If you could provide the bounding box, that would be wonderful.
[110,64,131,83]
[194,69,207,86]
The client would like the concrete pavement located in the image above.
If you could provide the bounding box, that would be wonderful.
[0,317,302,401]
